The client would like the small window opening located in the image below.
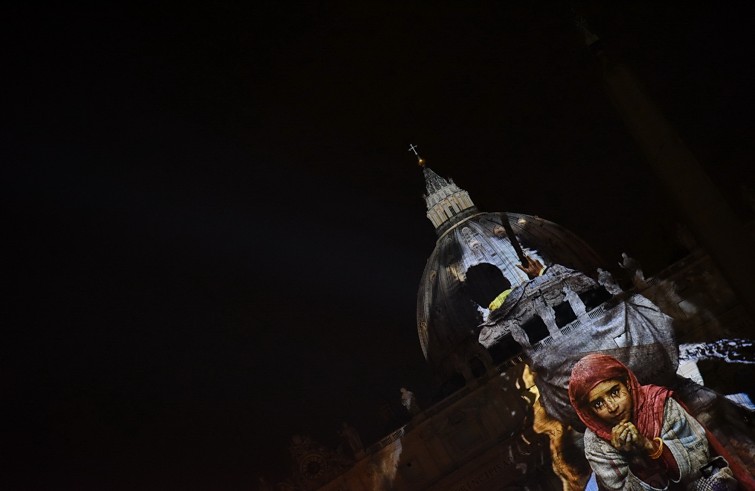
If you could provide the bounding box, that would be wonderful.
[579,286,612,311]
[522,315,550,345]
[553,302,577,328]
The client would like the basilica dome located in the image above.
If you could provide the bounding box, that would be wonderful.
[415,166,604,387]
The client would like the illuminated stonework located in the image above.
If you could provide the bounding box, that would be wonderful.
[422,167,477,232]
[417,167,603,383]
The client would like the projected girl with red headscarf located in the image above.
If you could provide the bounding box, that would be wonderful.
[568,354,740,490]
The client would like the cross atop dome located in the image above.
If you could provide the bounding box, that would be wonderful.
[408,143,426,167]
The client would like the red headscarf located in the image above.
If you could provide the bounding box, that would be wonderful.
[568,354,671,441]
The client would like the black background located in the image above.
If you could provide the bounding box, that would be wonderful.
[6,2,755,489]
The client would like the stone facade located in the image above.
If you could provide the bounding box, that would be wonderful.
[275,249,753,491]
[313,361,561,491]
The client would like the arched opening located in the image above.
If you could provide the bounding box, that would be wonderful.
[464,263,512,308]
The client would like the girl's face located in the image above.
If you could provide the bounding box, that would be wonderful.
[587,378,632,426]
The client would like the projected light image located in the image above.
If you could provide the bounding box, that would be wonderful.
[409,167,755,490]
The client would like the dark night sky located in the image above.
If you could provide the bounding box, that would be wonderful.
[6,2,755,490]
